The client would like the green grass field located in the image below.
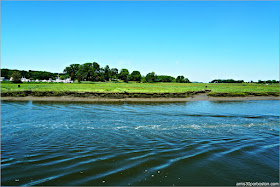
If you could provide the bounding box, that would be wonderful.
[1,82,279,94]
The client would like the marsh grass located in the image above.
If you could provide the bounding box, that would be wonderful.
[1,82,279,95]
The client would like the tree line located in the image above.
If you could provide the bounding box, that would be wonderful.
[210,79,244,83]
[0,62,191,83]
[210,79,279,84]
[1,68,66,80]
[3,62,277,84]
[257,80,279,84]
[63,62,190,83]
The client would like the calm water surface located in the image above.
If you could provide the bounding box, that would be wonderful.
[1,100,279,186]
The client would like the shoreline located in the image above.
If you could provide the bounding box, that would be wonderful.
[1,95,279,102]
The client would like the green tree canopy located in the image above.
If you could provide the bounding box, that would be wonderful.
[111,68,118,79]
[145,72,156,83]
[176,76,190,83]
[176,76,185,83]
[157,75,175,82]
[118,69,129,82]
[104,65,111,81]
[130,71,141,82]
[210,79,244,83]
[63,64,80,80]
[2,62,194,84]
[11,71,22,83]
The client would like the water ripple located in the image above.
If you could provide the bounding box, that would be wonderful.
[1,100,279,186]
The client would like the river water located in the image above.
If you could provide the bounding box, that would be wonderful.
[1,100,279,186]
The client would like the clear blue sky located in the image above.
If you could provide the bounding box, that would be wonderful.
[1,1,279,82]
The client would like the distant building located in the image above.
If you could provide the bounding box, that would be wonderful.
[63,78,73,83]
[54,77,63,83]
[54,74,73,83]
[0,77,4,81]
[21,77,30,82]
[111,78,120,81]
[6,75,73,83]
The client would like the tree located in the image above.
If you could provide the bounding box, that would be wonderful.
[210,79,243,83]
[92,62,100,71]
[185,78,190,83]
[92,62,100,81]
[145,72,156,83]
[130,71,141,82]
[111,68,118,79]
[63,64,80,80]
[11,71,22,83]
[176,76,184,83]
[60,74,70,80]
[80,63,93,81]
[141,76,146,83]
[1,69,11,78]
[118,69,129,81]
[104,65,111,81]
[157,75,175,82]
[77,72,82,83]
[176,76,190,83]
[98,68,105,82]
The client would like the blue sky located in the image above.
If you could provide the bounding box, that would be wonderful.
[1,1,279,82]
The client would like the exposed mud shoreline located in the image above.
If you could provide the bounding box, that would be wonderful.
[2,90,279,97]
[1,94,279,102]
[1,90,279,102]
[1,90,211,98]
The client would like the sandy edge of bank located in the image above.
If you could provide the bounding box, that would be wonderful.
[1,95,279,102]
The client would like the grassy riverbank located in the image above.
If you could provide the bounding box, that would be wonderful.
[1,82,279,97]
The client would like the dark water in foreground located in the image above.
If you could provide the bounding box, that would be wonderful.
[1,100,279,186]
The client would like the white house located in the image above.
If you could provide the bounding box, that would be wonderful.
[8,75,73,83]
[21,77,30,82]
[63,78,73,83]
[54,74,73,83]
[54,77,61,83]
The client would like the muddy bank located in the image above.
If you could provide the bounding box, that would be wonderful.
[1,90,279,102]
[1,90,210,98]
[208,92,279,97]
[1,95,279,102]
